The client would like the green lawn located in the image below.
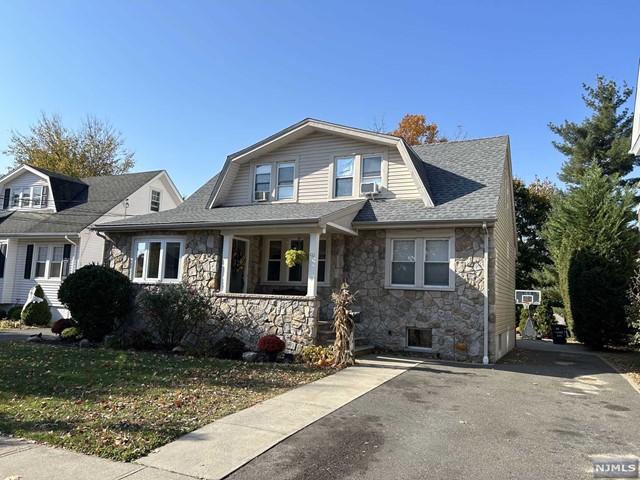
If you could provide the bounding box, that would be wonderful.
[0,342,328,461]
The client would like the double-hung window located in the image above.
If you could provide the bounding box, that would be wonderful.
[254,165,272,201]
[35,246,48,278]
[150,190,161,212]
[334,157,354,198]
[288,239,304,282]
[277,162,294,200]
[361,155,382,192]
[387,235,454,290]
[133,238,184,282]
[33,244,70,279]
[13,188,31,207]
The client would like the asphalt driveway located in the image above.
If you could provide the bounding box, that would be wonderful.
[228,346,640,480]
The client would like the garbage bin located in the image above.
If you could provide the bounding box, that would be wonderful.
[551,324,568,344]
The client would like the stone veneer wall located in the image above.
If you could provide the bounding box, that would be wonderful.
[105,231,318,353]
[319,228,495,362]
[212,293,319,354]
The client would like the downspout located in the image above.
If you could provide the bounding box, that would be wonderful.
[482,222,490,365]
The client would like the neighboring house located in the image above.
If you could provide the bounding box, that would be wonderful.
[97,119,516,363]
[0,165,182,319]
[631,61,640,156]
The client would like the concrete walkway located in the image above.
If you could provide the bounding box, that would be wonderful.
[0,356,421,480]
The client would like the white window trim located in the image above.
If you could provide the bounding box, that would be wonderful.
[405,327,434,352]
[385,230,455,291]
[131,237,185,283]
[10,185,49,210]
[328,150,388,200]
[250,159,299,204]
[261,235,331,286]
[33,243,68,280]
[150,188,162,212]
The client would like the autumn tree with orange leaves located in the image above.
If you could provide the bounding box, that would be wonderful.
[390,114,448,145]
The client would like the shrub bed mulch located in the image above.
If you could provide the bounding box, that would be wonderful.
[0,343,329,461]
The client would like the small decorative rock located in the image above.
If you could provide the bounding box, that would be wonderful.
[172,346,185,354]
[242,351,258,362]
[79,339,91,349]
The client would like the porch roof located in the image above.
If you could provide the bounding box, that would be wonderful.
[97,197,365,232]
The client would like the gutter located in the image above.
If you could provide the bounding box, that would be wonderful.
[0,232,80,238]
[482,222,490,365]
[353,219,496,229]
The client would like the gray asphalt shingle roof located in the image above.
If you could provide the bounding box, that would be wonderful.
[98,134,509,231]
[354,136,508,224]
[0,170,162,235]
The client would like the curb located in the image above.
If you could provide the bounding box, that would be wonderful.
[596,353,640,396]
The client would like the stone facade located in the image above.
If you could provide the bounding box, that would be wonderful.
[319,228,494,362]
[212,293,318,353]
[105,226,496,362]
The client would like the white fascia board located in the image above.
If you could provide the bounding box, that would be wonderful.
[395,140,434,207]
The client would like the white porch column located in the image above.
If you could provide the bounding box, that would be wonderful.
[306,231,320,297]
[220,234,233,293]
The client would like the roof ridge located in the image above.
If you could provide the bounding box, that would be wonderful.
[412,134,509,148]
[81,169,163,181]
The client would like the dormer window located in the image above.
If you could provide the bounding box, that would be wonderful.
[6,186,48,209]
[254,165,271,202]
[277,162,294,200]
[334,156,354,197]
[361,155,382,192]
[13,188,30,207]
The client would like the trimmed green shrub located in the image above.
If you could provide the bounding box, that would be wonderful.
[21,285,52,326]
[127,330,155,350]
[58,265,133,342]
[52,318,75,335]
[568,249,629,348]
[136,284,210,348]
[0,309,6,319]
[8,306,23,321]
[61,327,80,340]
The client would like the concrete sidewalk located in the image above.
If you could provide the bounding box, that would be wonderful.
[0,355,421,480]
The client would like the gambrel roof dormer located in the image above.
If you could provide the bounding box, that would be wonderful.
[207,118,435,209]
[0,164,87,213]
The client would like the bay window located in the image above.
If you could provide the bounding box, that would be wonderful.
[133,238,184,282]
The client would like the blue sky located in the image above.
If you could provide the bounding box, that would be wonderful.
[0,1,638,196]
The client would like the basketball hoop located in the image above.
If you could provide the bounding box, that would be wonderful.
[522,300,532,310]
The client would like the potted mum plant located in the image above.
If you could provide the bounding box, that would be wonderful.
[257,334,286,362]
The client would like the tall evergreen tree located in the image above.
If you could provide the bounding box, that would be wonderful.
[513,177,555,289]
[543,163,638,346]
[549,76,637,184]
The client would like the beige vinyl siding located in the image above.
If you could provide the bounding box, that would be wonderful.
[386,149,419,199]
[77,228,106,267]
[109,175,181,218]
[225,163,252,206]
[492,163,517,359]
[221,131,421,205]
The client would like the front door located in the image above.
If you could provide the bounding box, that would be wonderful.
[229,238,248,293]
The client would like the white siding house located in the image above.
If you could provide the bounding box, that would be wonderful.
[0,165,182,319]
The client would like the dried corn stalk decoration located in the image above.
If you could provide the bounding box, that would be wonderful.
[332,282,356,367]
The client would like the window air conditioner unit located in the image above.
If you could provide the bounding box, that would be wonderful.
[254,191,270,202]
[360,182,380,195]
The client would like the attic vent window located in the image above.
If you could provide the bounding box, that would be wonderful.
[150,190,161,212]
